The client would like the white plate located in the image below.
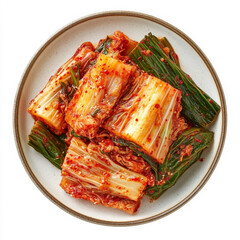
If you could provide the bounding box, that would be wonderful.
[14,11,226,225]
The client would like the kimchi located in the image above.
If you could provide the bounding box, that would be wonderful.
[27,31,218,214]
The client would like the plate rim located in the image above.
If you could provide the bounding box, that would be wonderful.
[13,10,227,226]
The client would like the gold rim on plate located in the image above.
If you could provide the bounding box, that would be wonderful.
[13,10,227,226]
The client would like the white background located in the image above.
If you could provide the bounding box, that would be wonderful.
[0,0,239,239]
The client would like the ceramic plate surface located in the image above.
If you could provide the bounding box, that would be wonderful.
[14,11,226,225]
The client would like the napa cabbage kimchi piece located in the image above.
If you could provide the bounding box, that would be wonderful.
[60,176,141,214]
[60,137,147,214]
[104,72,186,164]
[95,31,138,56]
[28,42,96,135]
[65,53,136,139]
[109,31,138,55]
